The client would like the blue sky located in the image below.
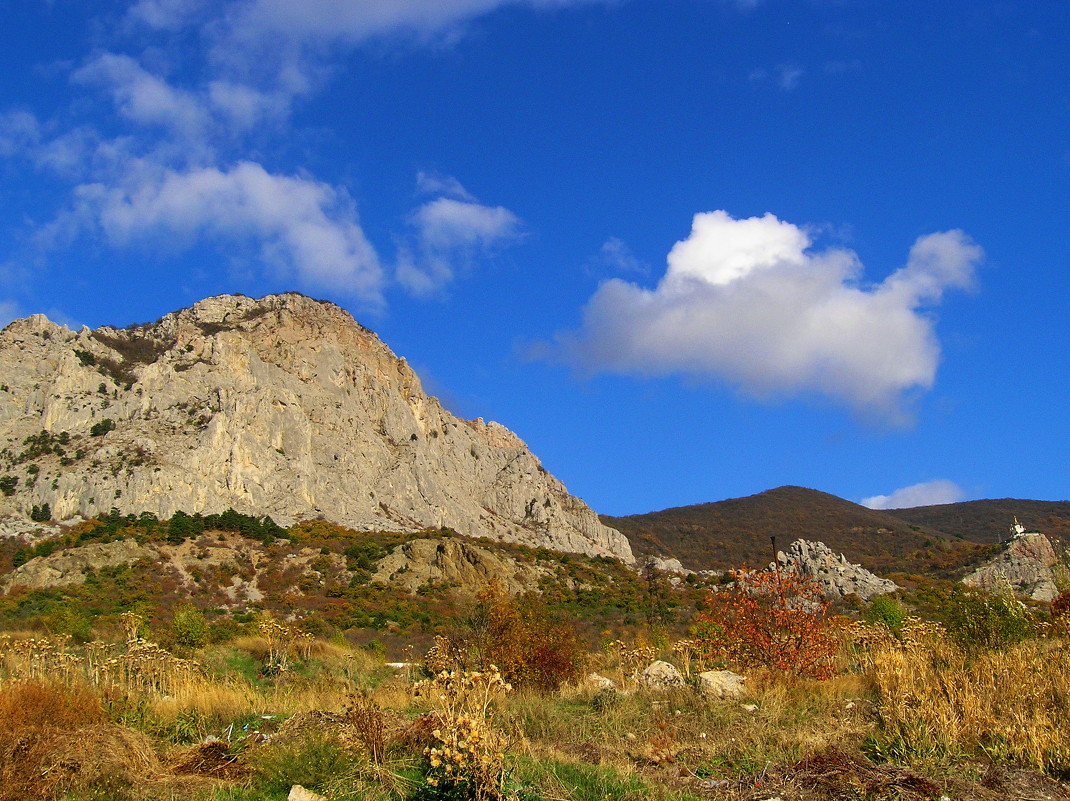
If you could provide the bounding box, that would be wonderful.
[1,0,1067,515]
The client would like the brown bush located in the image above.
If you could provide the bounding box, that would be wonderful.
[0,679,105,730]
[468,586,586,691]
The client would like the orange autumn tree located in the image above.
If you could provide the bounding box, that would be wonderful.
[693,567,839,679]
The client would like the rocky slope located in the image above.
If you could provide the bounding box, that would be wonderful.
[962,531,1060,602]
[775,539,899,601]
[0,293,631,562]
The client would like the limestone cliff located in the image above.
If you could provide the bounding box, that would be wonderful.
[0,293,632,562]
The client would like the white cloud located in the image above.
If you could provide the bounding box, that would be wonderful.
[74,54,210,145]
[397,192,521,296]
[0,110,40,157]
[415,171,476,201]
[127,0,210,30]
[75,161,383,302]
[557,210,982,420]
[778,64,803,91]
[223,0,608,50]
[595,237,647,274]
[862,479,967,510]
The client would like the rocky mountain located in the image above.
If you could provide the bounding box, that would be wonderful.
[0,293,631,563]
[605,486,1069,577]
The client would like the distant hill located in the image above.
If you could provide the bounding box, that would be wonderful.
[601,486,1069,576]
[890,499,1070,545]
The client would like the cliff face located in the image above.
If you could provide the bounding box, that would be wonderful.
[0,293,632,563]
[962,532,1059,602]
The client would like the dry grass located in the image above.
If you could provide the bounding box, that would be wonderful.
[870,632,1070,771]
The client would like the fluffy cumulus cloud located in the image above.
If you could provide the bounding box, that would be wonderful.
[558,210,982,419]
[397,179,521,296]
[76,161,383,302]
[862,479,967,510]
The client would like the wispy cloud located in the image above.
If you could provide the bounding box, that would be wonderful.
[862,479,967,510]
[397,183,521,297]
[553,210,982,422]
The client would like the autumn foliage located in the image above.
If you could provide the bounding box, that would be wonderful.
[693,567,839,679]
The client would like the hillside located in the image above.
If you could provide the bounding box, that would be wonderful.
[889,498,1070,545]
[603,486,989,575]
[0,293,630,562]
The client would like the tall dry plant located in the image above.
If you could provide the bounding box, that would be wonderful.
[414,665,513,800]
[868,622,1070,771]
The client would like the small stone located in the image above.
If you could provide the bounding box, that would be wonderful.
[587,672,617,691]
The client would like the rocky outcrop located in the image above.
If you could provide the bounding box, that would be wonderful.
[962,532,1059,602]
[1,532,351,599]
[1,539,153,593]
[776,539,898,601]
[0,293,632,563]
[370,537,548,595]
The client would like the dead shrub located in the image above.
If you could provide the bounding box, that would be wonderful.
[0,678,104,729]
[345,690,386,763]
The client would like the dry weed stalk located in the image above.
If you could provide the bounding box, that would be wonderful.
[345,689,387,763]
[414,665,513,800]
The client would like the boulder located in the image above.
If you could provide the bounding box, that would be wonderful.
[639,660,685,689]
[695,670,747,699]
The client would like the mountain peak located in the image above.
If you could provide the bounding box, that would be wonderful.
[0,294,632,563]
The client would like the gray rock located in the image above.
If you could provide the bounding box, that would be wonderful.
[2,539,152,593]
[775,539,898,601]
[963,531,1059,602]
[0,294,632,563]
[639,660,685,689]
[695,670,747,699]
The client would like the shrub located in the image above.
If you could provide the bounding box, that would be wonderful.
[30,503,51,522]
[693,567,839,679]
[0,680,104,730]
[464,587,585,691]
[936,586,1035,650]
[415,666,513,801]
[863,594,907,634]
[90,419,114,437]
[169,604,209,649]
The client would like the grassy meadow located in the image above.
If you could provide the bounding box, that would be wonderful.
[1,585,1069,801]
